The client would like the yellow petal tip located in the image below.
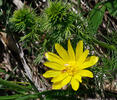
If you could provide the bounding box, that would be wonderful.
[96,57,99,62]
[45,52,49,58]
[79,40,83,44]
[55,43,59,48]
[43,73,46,78]
[92,56,99,64]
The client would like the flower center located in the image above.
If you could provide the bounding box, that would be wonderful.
[62,64,78,76]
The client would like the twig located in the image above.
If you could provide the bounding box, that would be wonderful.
[16,43,32,80]
[13,0,24,9]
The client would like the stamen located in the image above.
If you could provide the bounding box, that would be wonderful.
[62,65,78,76]
[64,64,69,66]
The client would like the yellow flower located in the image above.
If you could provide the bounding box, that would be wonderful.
[43,40,99,91]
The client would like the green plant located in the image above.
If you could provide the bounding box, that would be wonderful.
[10,7,36,33]
[40,0,77,44]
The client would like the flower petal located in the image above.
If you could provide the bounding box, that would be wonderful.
[51,72,68,82]
[76,40,83,61]
[45,52,65,64]
[71,78,80,91]
[78,70,93,78]
[73,74,82,82]
[52,76,71,90]
[80,56,99,69]
[61,76,71,87]
[52,82,62,89]
[68,40,75,61]
[55,43,69,62]
[43,70,61,78]
[77,49,89,66]
[44,62,65,70]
